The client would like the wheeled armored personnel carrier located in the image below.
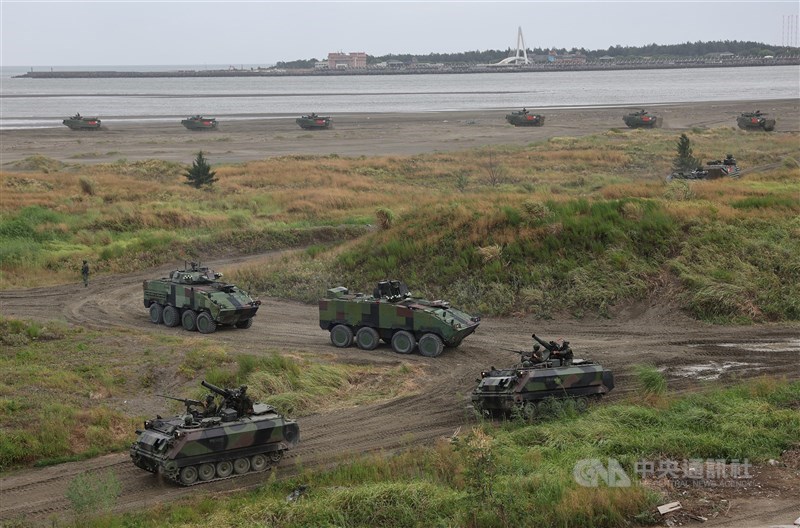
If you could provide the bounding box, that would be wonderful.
[296,113,332,129]
[505,109,545,127]
[471,334,614,417]
[130,380,299,486]
[181,115,218,130]
[62,113,101,130]
[737,110,775,131]
[143,261,260,334]
[319,280,480,357]
[622,109,662,128]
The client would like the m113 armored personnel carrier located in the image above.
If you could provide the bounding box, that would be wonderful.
[130,380,299,486]
[319,280,480,357]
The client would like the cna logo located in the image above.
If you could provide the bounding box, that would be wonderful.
[573,458,632,487]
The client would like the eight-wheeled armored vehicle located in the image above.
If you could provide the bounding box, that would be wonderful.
[737,110,775,131]
[622,109,662,128]
[471,333,614,417]
[319,280,480,357]
[62,113,102,130]
[505,109,545,127]
[296,113,332,129]
[181,115,218,130]
[130,380,299,486]
[143,261,260,333]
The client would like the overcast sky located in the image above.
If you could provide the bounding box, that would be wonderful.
[2,1,798,66]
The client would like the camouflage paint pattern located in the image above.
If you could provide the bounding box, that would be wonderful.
[62,115,102,130]
[737,111,776,131]
[296,115,332,129]
[505,111,545,127]
[181,115,218,130]
[622,110,662,128]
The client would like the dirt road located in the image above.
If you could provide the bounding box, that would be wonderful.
[1,253,798,525]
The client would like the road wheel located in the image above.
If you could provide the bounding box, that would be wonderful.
[575,397,589,413]
[235,318,253,329]
[391,330,416,354]
[250,454,268,472]
[269,450,283,463]
[196,312,217,334]
[198,463,215,481]
[233,457,251,474]
[215,460,233,478]
[330,324,353,348]
[418,333,444,358]
[355,327,380,350]
[149,303,163,324]
[179,466,198,485]
[181,310,197,331]
[163,305,180,327]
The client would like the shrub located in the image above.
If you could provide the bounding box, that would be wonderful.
[375,207,395,230]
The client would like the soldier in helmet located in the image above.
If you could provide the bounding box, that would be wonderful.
[203,394,218,417]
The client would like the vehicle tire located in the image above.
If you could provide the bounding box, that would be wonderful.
[149,303,163,324]
[163,305,180,327]
[250,454,268,472]
[233,457,251,475]
[575,397,589,413]
[418,333,444,358]
[181,310,197,331]
[198,463,215,481]
[216,460,233,478]
[196,312,217,334]
[391,330,416,354]
[330,324,354,348]
[355,327,380,350]
[268,450,283,463]
[235,318,253,329]
[179,466,198,485]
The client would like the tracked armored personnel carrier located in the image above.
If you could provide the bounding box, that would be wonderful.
[622,109,662,128]
[130,380,299,486]
[181,115,218,130]
[296,113,332,129]
[143,261,260,334]
[471,334,614,417]
[319,280,480,357]
[737,111,775,131]
[62,113,101,130]
[669,154,739,181]
[505,109,545,127]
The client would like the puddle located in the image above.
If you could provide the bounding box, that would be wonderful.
[661,361,767,381]
[687,338,800,353]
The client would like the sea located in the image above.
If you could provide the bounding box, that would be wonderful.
[1,64,798,130]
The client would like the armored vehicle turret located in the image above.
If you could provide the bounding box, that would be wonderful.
[737,110,775,131]
[296,113,332,129]
[622,109,662,128]
[62,113,102,130]
[471,333,614,417]
[319,280,480,357]
[143,261,260,334]
[130,380,299,486]
[505,108,545,127]
[181,115,218,130]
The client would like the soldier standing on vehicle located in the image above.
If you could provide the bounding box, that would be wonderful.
[81,260,90,287]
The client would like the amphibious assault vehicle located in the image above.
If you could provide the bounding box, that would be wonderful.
[130,380,299,486]
[143,261,260,334]
[319,280,480,357]
[668,154,739,181]
[737,110,775,131]
[296,113,332,129]
[471,334,614,417]
[622,109,662,128]
[505,109,545,127]
[181,115,218,130]
[62,113,102,130]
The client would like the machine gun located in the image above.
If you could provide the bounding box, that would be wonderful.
[158,395,204,414]
[532,333,573,365]
[202,380,253,417]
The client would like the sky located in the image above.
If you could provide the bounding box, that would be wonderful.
[1,1,798,67]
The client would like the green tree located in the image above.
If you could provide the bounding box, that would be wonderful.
[184,151,218,189]
[672,133,701,172]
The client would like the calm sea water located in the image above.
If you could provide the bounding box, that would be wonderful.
[1,65,798,129]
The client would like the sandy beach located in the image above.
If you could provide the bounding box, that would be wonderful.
[1,99,798,166]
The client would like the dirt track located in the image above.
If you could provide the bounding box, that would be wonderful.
[1,252,799,526]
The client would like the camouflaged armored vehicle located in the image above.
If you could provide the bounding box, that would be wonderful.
[505,109,545,127]
[181,115,218,130]
[296,113,332,130]
[319,280,480,357]
[144,261,260,334]
[668,154,739,181]
[622,109,662,128]
[62,113,101,130]
[737,110,775,131]
[471,334,614,417]
[130,380,299,486]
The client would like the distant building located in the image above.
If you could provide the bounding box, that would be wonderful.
[327,52,367,69]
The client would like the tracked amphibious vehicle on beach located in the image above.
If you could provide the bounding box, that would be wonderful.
[505,109,545,127]
[622,109,662,128]
[737,110,775,131]
[62,113,102,130]
[296,113,332,129]
[130,380,299,486]
[181,115,218,130]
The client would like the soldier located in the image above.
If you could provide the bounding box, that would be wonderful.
[203,394,217,417]
[81,260,90,287]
